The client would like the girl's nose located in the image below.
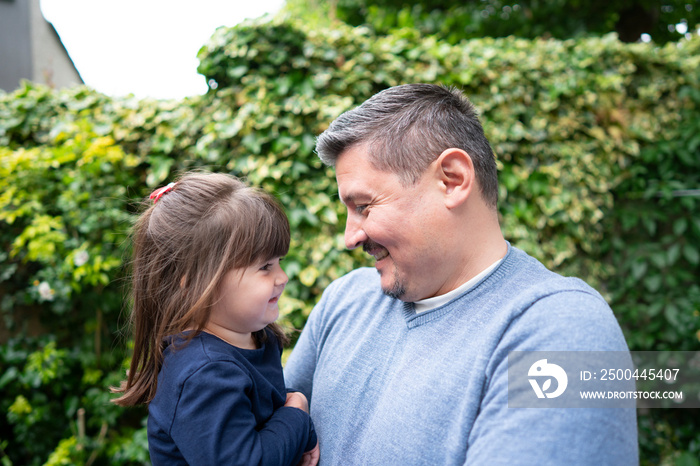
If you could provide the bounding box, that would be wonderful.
[276,267,289,287]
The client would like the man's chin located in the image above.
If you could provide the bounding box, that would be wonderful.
[383,290,408,301]
[378,270,407,300]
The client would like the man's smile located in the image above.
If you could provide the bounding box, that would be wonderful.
[363,242,390,262]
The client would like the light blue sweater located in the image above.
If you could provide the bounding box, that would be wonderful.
[284,245,638,465]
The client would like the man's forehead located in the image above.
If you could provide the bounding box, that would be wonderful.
[336,181,372,206]
[335,144,382,205]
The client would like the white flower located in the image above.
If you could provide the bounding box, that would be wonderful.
[74,250,89,267]
[38,281,55,301]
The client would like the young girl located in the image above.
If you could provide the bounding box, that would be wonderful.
[112,172,319,466]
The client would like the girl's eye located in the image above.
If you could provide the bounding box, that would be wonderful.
[260,258,283,271]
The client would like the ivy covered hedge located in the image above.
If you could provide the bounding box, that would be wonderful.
[1,17,698,465]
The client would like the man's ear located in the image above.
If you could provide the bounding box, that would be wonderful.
[435,148,474,209]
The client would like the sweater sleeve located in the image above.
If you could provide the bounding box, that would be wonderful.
[465,289,639,465]
[284,282,330,403]
[169,361,314,466]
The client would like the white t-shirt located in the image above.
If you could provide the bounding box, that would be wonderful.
[413,259,503,313]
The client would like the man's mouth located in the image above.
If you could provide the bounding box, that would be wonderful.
[363,242,389,262]
[373,249,389,261]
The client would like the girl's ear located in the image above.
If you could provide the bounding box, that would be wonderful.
[435,148,474,209]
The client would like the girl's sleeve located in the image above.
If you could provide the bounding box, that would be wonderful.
[169,361,314,466]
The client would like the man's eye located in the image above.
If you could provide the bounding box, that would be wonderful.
[355,205,368,214]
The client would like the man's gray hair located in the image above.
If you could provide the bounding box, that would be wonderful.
[316,83,498,208]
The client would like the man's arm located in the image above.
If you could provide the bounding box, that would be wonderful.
[466,290,639,465]
[284,286,329,402]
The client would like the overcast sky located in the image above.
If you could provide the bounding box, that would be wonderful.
[41,0,284,99]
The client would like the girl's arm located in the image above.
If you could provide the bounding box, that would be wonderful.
[168,361,314,466]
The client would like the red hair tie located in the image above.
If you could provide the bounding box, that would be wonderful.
[149,182,176,203]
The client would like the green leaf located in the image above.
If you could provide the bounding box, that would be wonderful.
[683,244,700,266]
[644,274,662,293]
[146,156,175,186]
[649,252,666,269]
[667,243,681,266]
[631,261,647,281]
[673,218,688,236]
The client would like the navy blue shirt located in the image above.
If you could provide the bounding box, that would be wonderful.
[148,330,316,465]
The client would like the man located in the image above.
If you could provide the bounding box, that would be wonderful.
[284,84,638,464]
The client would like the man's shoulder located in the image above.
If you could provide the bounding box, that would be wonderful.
[335,266,379,283]
[308,267,399,328]
[502,246,604,301]
[324,267,381,298]
[491,247,626,352]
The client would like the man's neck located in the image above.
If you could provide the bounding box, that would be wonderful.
[414,254,505,312]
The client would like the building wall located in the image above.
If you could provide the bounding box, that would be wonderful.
[0,0,34,91]
[0,0,82,93]
[29,0,82,88]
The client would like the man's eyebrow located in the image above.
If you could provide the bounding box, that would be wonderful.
[338,193,353,206]
[339,192,368,206]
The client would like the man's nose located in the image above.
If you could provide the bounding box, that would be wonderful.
[344,214,368,250]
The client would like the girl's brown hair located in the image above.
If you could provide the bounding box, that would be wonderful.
[111,172,290,406]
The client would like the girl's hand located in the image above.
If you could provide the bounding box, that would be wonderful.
[299,443,319,466]
[286,392,317,465]
[285,391,309,413]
